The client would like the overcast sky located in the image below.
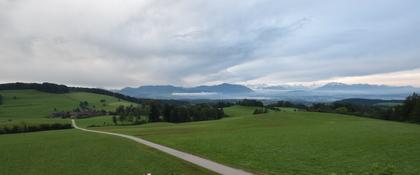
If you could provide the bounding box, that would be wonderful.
[1,0,420,88]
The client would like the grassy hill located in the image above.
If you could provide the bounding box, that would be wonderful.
[0,129,214,175]
[0,90,134,119]
[2,90,420,174]
[0,90,215,174]
[86,105,420,175]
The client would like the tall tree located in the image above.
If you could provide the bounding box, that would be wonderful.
[162,104,173,122]
[401,93,420,122]
[112,116,118,125]
[149,104,161,122]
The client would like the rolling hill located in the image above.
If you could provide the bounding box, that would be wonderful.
[0,89,215,175]
[0,89,135,119]
[84,106,420,175]
[0,129,214,175]
[2,83,420,174]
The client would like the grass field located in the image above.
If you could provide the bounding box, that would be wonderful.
[0,129,215,175]
[76,115,114,128]
[3,90,420,174]
[0,90,217,175]
[87,106,420,175]
[0,90,135,119]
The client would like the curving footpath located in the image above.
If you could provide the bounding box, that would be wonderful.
[71,120,253,175]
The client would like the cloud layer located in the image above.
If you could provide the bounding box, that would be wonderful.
[1,0,420,88]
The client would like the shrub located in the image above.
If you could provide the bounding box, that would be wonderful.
[253,108,268,115]
[366,163,396,175]
[238,99,264,107]
[0,123,72,135]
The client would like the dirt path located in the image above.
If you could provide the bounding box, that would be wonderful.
[71,120,254,175]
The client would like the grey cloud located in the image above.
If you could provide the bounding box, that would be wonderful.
[1,0,420,88]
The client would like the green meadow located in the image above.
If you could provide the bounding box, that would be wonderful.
[88,106,420,175]
[0,90,214,175]
[0,129,214,175]
[2,90,420,175]
[0,90,134,119]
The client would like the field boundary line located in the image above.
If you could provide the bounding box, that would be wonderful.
[71,119,253,175]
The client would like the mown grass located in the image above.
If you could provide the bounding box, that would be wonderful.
[277,107,300,112]
[0,90,216,174]
[90,106,420,175]
[0,90,135,119]
[0,129,215,175]
[76,115,116,128]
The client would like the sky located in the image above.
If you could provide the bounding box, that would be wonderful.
[1,0,420,88]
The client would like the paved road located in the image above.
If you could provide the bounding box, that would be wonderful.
[71,120,254,175]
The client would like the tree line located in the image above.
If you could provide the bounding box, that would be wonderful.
[258,93,420,124]
[267,101,307,109]
[392,93,420,122]
[0,82,69,93]
[112,105,150,125]
[237,99,264,107]
[306,93,420,123]
[0,94,3,105]
[112,103,225,125]
[0,122,72,135]
[52,100,110,119]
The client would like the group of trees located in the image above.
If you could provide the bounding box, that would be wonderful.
[307,93,420,123]
[0,82,69,93]
[161,104,224,123]
[214,101,235,108]
[268,101,307,109]
[393,93,420,122]
[237,99,264,107]
[52,101,106,118]
[78,101,90,110]
[307,102,389,118]
[112,103,225,125]
[253,108,268,115]
[0,94,3,105]
[113,105,149,124]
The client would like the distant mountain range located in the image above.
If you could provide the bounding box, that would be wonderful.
[117,82,420,101]
[315,82,420,94]
[119,83,253,99]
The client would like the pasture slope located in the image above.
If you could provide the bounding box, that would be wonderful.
[0,89,134,119]
[87,106,420,175]
[0,90,215,175]
[0,129,215,175]
[2,90,420,175]
[72,119,253,175]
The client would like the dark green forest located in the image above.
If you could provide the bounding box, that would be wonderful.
[281,93,420,123]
